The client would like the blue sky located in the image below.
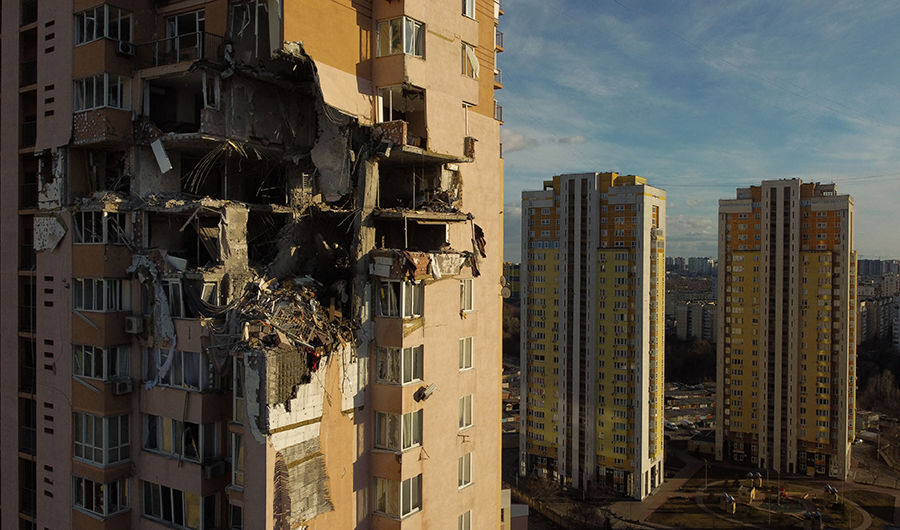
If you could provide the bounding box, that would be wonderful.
[498,0,900,262]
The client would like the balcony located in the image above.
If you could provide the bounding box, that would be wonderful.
[20,59,37,88]
[20,120,37,148]
[21,0,37,26]
[136,32,224,70]
[494,101,503,122]
[494,69,503,88]
[495,29,504,50]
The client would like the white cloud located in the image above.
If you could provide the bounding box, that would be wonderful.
[501,129,539,153]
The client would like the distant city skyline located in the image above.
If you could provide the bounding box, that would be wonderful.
[500,1,900,262]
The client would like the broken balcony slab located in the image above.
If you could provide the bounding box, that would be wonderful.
[372,209,470,223]
[376,142,471,166]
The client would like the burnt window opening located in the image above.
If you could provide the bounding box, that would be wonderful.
[229,1,271,63]
[146,75,204,134]
[147,212,220,269]
[378,164,447,210]
[182,146,290,205]
[247,213,288,266]
[374,218,449,252]
[377,85,426,148]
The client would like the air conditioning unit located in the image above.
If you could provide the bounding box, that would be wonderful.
[113,378,133,395]
[116,41,136,56]
[203,460,228,480]
[125,315,143,334]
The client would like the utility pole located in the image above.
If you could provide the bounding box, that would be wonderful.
[703,458,708,491]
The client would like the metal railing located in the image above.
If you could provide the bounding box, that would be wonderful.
[20,59,37,87]
[495,29,504,49]
[494,69,502,86]
[494,101,503,122]
[136,32,224,69]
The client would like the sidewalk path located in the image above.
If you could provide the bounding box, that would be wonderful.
[608,449,703,527]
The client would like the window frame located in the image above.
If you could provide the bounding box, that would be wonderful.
[377,280,423,318]
[459,510,472,530]
[374,475,422,518]
[460,278,474,312]
[458,452,473,489]
[459,395,473,430]
[143,481,217,530]
[461,42,479,78]
[462,0,475,18]
[73,278,130,312]
[73,211,129,244]
[73,475,130,517]
[458,337,473,370]
[376,16,424,58]
[376,345,423,385]
[74,73,132,112]
[375,409,422,452]
[143,414,217,464]
[73,412,131,467]
[145,348,217,392]
[75,5,133,46]
[73,344,130,381]
[231,432,244,489]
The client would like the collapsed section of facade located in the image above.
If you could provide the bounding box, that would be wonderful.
[8,1,504,528]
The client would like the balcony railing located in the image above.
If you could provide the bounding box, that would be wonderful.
[495,29,504,49]
[20,59,37,87]
[494,101,503,122]
[21,120,37,148]
[136,32,224,69]
[494,69,502,86]
[21,0,37,25]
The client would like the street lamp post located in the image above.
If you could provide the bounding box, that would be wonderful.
[776,469,781,507]
[703,458,708,491]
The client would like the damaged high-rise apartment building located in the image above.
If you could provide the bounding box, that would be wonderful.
[0,0,506,528]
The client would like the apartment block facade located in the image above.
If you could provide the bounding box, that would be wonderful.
[519,173,665,500]
[716,180,856,479]
[0,0,505,529]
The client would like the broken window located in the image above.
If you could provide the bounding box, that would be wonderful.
[460,278,474,312]
[144,414,217,464]
[166,10,206,62]
[74,476,130,517]
[458,337,473,370]
[146,348,217,392]
[461,42,479,78]
[73,344,129,381]
[376,17,424,58]
[162,279,185,318]
[376,280,422,318]
[459,394,473,430]
[374,475,421,518]
[75,5,132,45]
[233,356,245,424]
[376,345,423,385]
[375,410,422,451]
[377,85,426,146]
[73,211,129,244]
[231,432,244,488]
[73,278,130,312]
[202,72,220,109]
[74,74,132,112]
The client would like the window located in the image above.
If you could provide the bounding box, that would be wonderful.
[166,10,206,58]
[74,345,129,381]
[461,42,479,78]
[143,481,217,530]
[459,395,473,429]
[74,412,130,466]
[144,415,217,464]
[231,432,244,488]
[74,211,129,244]
[458,452,472,488]
[377,280,423,318]
[375,475,422,518]
[460,278,474,312]
[375,410,422,451]
[73,476,129,517]
[377,17,424,57]
[74,74,132,112]
[75,5,132,45]
[163,279,185,318]
[73,278,130,312]
[463,0,475,18]
[459,337,473,370]
[233,357,245,423]
[376,345,423,385]
[459,510,472,530]
[145,348,217,392]
[228,503,243,530]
